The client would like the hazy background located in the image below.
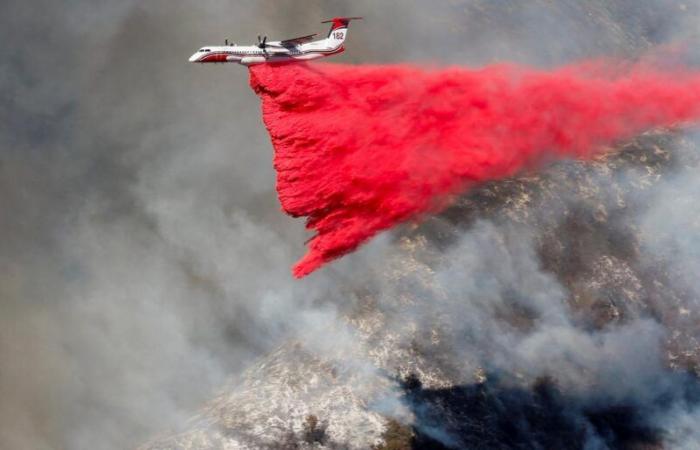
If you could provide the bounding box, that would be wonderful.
[2,1,700,449]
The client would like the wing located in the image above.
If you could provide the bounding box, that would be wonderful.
[279,33,317,46]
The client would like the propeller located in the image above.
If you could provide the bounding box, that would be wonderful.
[257,35,268,55]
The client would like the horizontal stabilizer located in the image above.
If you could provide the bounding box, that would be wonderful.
[321,17,363,23]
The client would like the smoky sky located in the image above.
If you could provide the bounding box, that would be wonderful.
[2,1,700,450]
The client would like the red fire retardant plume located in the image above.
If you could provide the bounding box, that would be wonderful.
[249,62,700,277]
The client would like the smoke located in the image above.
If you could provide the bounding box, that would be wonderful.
[3,0,700,449]
[250,60,700,277]
[0,1,342,449]
[367,212,700,448]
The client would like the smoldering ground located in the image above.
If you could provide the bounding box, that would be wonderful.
[3,1,700,450]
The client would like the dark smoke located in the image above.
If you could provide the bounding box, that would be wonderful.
[399,373,700,450]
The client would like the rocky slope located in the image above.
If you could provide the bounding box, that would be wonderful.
[141,130,700,449]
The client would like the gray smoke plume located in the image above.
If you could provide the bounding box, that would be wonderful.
[3,1,700,449]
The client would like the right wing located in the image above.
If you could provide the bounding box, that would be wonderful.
[279,33,317,46]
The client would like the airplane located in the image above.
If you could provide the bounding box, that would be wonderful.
[189,17,362,66]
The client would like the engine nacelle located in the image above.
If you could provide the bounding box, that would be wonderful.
[240,56,267,66]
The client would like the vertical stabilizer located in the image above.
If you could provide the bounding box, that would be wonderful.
[321,17,362,48]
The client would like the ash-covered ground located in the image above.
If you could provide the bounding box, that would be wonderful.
[3,1,700,450]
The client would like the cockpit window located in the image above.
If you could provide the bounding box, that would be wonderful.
[199,48,210,52]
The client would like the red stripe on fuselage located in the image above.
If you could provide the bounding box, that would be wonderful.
[199,52,233,63]
[197,44,343,64]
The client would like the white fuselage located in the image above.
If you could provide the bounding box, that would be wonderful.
[189,28,347,66]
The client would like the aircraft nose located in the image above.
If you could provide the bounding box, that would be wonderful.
[189,53,200,63]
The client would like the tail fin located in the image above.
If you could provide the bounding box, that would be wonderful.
[321,17,362,46]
